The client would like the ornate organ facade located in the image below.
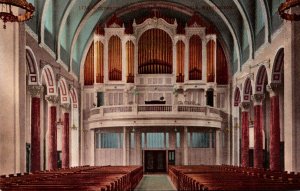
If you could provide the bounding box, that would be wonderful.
[82,13,230,168]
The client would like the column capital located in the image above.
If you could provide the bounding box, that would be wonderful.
[266,83,280,97]
[45,95,60,105]
[239,102,250,112]
[60,103,71,112]
[28,85,44,98]
[251,94,265,106]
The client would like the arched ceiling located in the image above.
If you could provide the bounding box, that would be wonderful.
[25,0,284,79]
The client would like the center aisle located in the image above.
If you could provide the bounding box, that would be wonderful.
[135,175,176,191]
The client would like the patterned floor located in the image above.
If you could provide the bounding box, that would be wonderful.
[135,175,176,191]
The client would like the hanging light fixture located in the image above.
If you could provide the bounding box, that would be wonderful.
[0,0,35,29]
[279,0,300,21]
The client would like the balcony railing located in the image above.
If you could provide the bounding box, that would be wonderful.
[88,104,221,119]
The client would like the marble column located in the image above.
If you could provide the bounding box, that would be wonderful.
[240,102,250,167]
[28,85,44,172]
[267,85,281,171]
[46,95,59,170]
[252,94,264,169]
[62,105,70,168]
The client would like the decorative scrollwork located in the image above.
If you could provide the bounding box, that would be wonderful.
[45,95,59,104]
[60,103,71,112]
[27,85,44,98]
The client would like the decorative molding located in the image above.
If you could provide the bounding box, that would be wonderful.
[56,58,69,71]
[45,95,60,104]
[39,42,56,59]
[249,59,270,69]
[248,73,254,80]
[27,85,44,98]
[251,94,265,106]
[239,102,250,112]
[60,103,71,112]
[266,83,280,97]
[40,60,51,69]
[133,17,178,40]
[25,25,38,42]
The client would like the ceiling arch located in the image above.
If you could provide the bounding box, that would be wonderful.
[56,1,76,63]
[233,0,254,59]
[70,0,107,73]
[26,0,274,79]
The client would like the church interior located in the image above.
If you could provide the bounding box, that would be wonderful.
[1,0,300,190]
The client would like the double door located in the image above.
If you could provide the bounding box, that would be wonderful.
[144,150,175,173]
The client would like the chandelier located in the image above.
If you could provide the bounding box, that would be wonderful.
[0,0,35,29]
[279,0,300,21]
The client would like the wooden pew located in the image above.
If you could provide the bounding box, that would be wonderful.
[0,165,143,191]
[168,165,300,191]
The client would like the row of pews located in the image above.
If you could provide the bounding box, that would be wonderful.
[169,165,300,191]
[0,165,143,191]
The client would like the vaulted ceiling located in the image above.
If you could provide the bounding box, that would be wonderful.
[26,0,284,78]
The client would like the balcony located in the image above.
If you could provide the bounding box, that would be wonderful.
[86,104,223,129]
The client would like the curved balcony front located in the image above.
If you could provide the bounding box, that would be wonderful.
[85,104,223,129]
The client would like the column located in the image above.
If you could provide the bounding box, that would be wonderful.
[267,84,281,171]
[136,131,142,165]
[123,127,127,166]
[46,95,59,170]
[183,126,188,165]
[240,102,250,167]
[215,130,221,165]
[61,104,70,168]
[0,20,23,174]
[89,129,95,166]
[252,94,264,169]
[28,85,44,172]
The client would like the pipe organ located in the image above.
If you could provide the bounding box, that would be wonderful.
[82,12,230,169]
[83,14,228,85]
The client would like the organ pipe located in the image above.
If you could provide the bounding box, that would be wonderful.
[176,40,185,83]
[96,41,104,83]
[108,36,122,81]
[189,35,202,80]
[84,42,94,85]
[207,40,215,82]
[126,41,134,83]
[217,41,228,84]
[138,28,172,74]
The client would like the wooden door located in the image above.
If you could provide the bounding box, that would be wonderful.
[144,150,166,173]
